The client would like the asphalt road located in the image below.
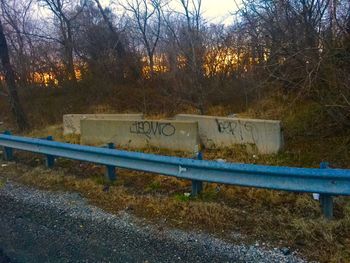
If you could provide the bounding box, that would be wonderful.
[0,180,306,263]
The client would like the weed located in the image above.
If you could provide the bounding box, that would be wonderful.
[1,159,350,262]
[199,185,219,202]
[90,175,109,186]
[1,92,350,262]
[0,178,4,188]
[146,180,162,192]
[174,193,191,202]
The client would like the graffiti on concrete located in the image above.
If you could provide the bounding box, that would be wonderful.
[63,116,78,134]
[215,119,259,143]
[130,121,176,139]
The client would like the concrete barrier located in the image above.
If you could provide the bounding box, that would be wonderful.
[80,119,200,152]
[175,114,283,154]
[63,114,143,135]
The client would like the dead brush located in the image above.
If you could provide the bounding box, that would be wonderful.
[1,156,350,262]
[1,96,350,262]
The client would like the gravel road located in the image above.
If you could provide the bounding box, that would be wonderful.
[0,179,308,263]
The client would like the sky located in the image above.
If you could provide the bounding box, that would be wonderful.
[35,0,240,26]
[195,0,239,24]
[100,0,240,25]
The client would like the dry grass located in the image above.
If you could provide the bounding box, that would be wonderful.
[1,90,350,262]
[1,146,350,262]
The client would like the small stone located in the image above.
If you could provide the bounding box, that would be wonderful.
[125,206,134,211]
[281,247,291,255]
[188,237,196,242]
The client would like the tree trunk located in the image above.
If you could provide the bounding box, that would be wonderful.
[64,24,77,85]
[94,0,130,80]
[94,0,125,59]
[65,44,77,84]
[148,49,155,77]
[0,19,28,131]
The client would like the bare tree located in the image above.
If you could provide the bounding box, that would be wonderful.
[73,0,133,81]
[124,0,162,76]
[92,0,141,80]
[0,18,28,130]
[39,0,86,84]
[232,0,350,127]
[94,0,125,59]
[0,0,33,86]
[162,0,207,113]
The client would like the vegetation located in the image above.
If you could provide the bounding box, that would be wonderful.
[0,0,348,128]
[0,94,344,262]
[1,126,350,262]
[0,0,350,262]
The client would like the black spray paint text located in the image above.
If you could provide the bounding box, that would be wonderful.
[130,121,176,139]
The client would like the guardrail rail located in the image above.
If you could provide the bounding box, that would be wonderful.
[1,131,350,219]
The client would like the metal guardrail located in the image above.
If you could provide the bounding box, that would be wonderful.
[1,132,350,219]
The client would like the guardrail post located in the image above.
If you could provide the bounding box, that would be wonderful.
[105,143,116,182]
[45,136,55,168]
[2,131,13,161]
[320,162,333,219]
[191,152,203,197]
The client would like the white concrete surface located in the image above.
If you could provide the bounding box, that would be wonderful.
[175,114,283,154]
[63,114,143,135]
[80,119,200,152]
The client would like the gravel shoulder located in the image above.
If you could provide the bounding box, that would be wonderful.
[0,178,308,263]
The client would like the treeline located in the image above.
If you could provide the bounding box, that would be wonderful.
[0,0,349,130]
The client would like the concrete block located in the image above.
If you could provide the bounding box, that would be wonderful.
[80,119,200,152]
[175,114,283,154]
[63,114,143,135]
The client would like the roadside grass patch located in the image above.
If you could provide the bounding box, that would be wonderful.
[174,193,191,202]
[3,97,350,262]
[199,185,219,202]
[0,178,5,188]
[1,159,350,262]
[146,180,162,192]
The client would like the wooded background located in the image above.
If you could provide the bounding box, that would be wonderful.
[0,0,349,132]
